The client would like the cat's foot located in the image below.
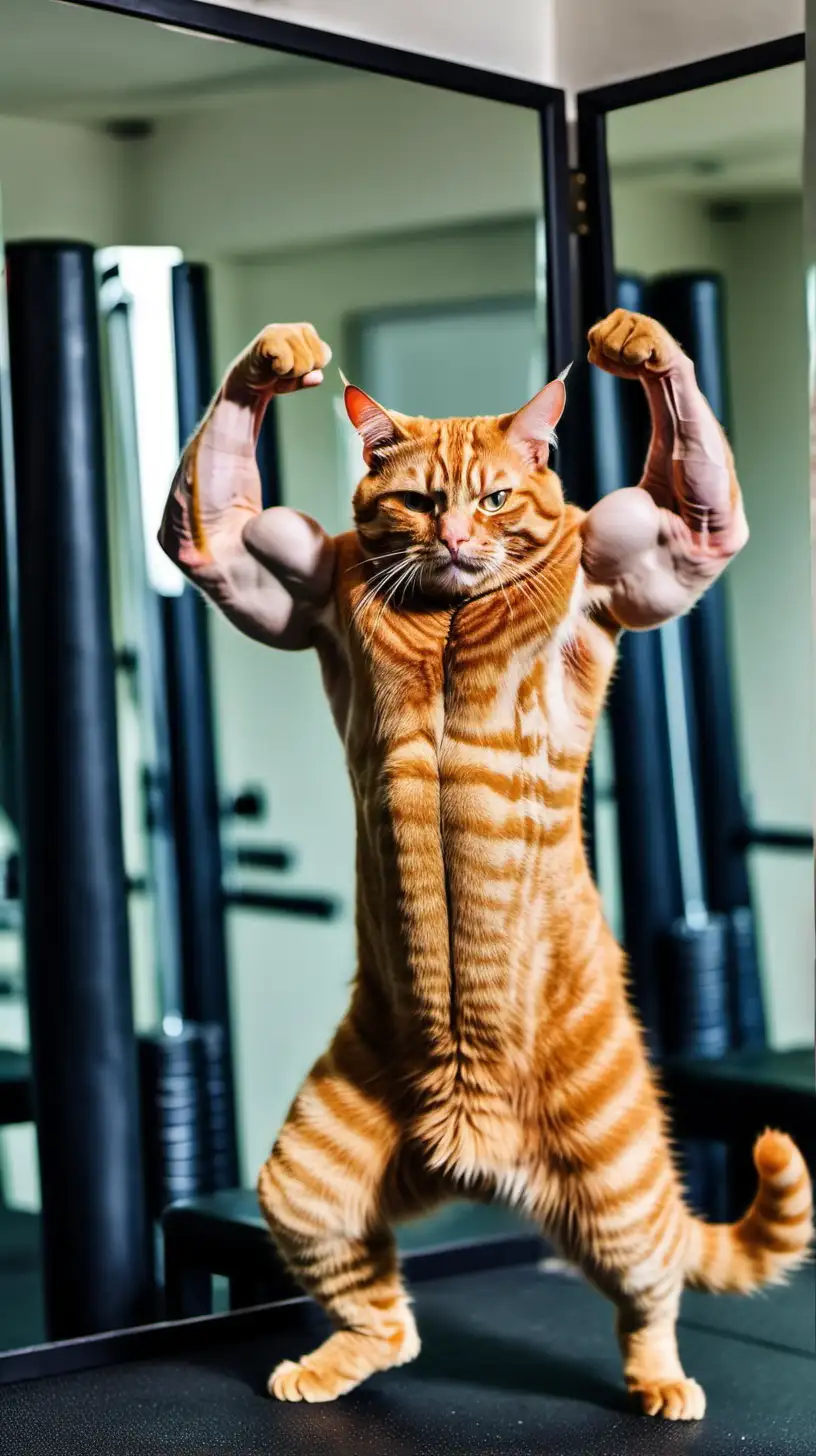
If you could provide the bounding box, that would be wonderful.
[268,1319,421,1403]
[630,1376,707,1422]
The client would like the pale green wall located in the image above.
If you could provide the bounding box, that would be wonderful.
[0,111,125,243]
[129,74,542,257]
[611,182,724,275]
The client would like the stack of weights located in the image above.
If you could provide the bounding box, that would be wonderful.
[139,1025,207,1220]
[727,906,766,1050]
[663,915,730,1221]
[139,1021,236,1220]
[198,1020,239,1191]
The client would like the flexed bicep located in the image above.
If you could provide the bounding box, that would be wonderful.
[581,309,748,630]
[159,323,335,650]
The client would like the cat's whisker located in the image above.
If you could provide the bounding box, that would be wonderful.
[370,567,414,638]
[362,556,420,641]
[502,556,563,626]
[352,553,419,622]
[344,545,416,574]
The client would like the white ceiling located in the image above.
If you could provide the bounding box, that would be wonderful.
[0,0,804,198]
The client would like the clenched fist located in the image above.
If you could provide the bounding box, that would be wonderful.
[224,323,333,405]
[588,308,685,380]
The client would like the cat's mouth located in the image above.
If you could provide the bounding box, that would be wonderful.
[425,551,492,596]
[421,542,503,596]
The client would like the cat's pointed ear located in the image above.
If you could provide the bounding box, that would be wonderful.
[343,381,405,467]
[502,376,568,471]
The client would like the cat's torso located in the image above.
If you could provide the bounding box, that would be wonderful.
[314,510,624,1174]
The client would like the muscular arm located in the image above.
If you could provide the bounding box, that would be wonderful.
[158,323,336,650]
[581,309,748,630]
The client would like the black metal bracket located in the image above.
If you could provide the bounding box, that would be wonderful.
[224,889,339,920]
[734,825,813,853]
[220,788,267,822]
[231,845,295,873]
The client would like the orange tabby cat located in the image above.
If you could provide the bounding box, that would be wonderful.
[160,311,812,1423]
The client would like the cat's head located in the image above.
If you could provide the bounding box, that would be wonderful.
[345,376,567,603]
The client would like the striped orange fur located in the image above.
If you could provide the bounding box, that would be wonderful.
[161,320,811,1423]
[254,396,812,1419]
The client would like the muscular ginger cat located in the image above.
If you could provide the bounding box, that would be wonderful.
[160,309,812,1422]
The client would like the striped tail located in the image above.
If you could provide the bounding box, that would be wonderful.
[684,1130,813,1294]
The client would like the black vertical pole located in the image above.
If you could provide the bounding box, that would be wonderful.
[162,262,239,1187]
[6,240,153,1337]
[541,96,597,876]
[648,273,765,1050]
[0,252,19,831]
[574,129,686,1053]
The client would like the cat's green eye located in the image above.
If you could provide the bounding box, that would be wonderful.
[480,489,509,514]
[399,491,434,514]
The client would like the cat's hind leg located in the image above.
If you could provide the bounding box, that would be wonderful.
[258,1028,434,1403]
[569,1140,701,1420]
[543,1009,703,1420]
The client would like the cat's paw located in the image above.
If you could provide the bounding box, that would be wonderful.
[267,1320,420,1403]
[268,1356,355,1403]
[631,1376,707,1422]
[588,309,683,379]
[228,323,332,402]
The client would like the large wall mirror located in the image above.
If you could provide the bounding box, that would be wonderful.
[0,0,567,1351]
[603,63,810,1048]
[0,1,810,1406]
[578,47,811,1226]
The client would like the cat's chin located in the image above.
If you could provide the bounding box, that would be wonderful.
[423,559,494,601]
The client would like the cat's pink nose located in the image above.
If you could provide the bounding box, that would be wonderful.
[439,514,471,559]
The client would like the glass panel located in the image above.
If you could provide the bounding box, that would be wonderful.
[0,0,548,1346]
[604,65,811,1050]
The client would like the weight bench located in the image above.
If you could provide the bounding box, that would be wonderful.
[162,1190,545,1319]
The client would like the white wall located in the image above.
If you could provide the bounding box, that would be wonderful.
[555,0,804,95]
[195,0,558,83]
